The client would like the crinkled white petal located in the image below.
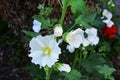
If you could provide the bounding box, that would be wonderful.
[103,9,112,19]
[85,27,97,36]
[66,28,84,48]
[29,35,61,67]
[46,57,58,67]
[66,45,75,53]
[103,19,114,27]
[58,39,63,44]
[58,63,71,73]
[83,27,99,46]
[88,36,99,45]
[30,36,45,52]
[82,39,90,47]
[32,20,41,32]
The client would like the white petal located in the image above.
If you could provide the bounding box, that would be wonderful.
[30,36,45,52]
[66,45,75,53]
[66,28,84,48]
[58,39,63,44]
[58,63,71,73]
[82,39,90,47]
[85,27,97,36]
[103,19,114,27]
[103,9,112,19]
[29,50,42,58]
[32,20,41,32]
[88,36,99,45]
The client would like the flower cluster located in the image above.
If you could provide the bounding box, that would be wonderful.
[66,27,99,52]
[25,1,119,80]
[102,9,117,38]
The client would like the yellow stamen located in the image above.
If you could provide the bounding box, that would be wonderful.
[42,46,52,56]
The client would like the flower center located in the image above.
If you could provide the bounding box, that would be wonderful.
[42,46,52,56]
[68,36,74,42]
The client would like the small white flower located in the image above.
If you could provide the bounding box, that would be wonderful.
[32,20,41,32]
[66,45,75,53]
[103,9,112,19]
[54,24,63,37]
[29,35,61,67]
[103,19,114,27]
[83,28,99,46]
[66,28,84,48]
[58,63,71,73]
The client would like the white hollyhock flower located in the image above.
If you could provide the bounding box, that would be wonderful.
[58,63,71,73]
[32,20,41,32]
[103,9,112,19]
[102,19,114,27]
[29,35,61,67]
[83,28,99,47]
[66,28,84,48]
[54,24,63,37]
[66,45,75,53]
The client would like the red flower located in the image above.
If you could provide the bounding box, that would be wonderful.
[102,25,117,39]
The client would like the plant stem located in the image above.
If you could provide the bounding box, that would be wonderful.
[79,50,82,70]
[59,5,67,25]
[44,66,52,80]
[67,23,77,31]
[72,49,79,68]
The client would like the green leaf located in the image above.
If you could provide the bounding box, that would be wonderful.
[75,9,103,28]
[33,15,51,29]
[81,53,106,73]
[60,69,81,80]
[22,30,39,37]
[62,0,70,8]
[69,0,89,17]
[96,64,116,80]
[25,63,44,80]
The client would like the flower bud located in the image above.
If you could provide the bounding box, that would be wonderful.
[54,24,63,37]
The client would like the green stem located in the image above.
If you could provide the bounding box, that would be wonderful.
[59,6,67,25]
[79,51,82,70]
[72,49,79,68]
[67,23,77,31]
[44,66,52,80]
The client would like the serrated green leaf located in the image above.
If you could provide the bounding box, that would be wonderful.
[22,30,39,37]
[81,53,106,73]
[33,15,51,29]
[69,0,89,17]
[60,69,81,80]
[96,64,116,80]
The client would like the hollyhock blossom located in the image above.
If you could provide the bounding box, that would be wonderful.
[102,19,114,28]
[54,24,63,37]
[32,20,41,32]
[83,28,99,47]
[29,35,61,67]
[66,28,84,48]
[102,25,117,39]
[103,9,112,19]
[58,63,71,73]
[66,45,75,53]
